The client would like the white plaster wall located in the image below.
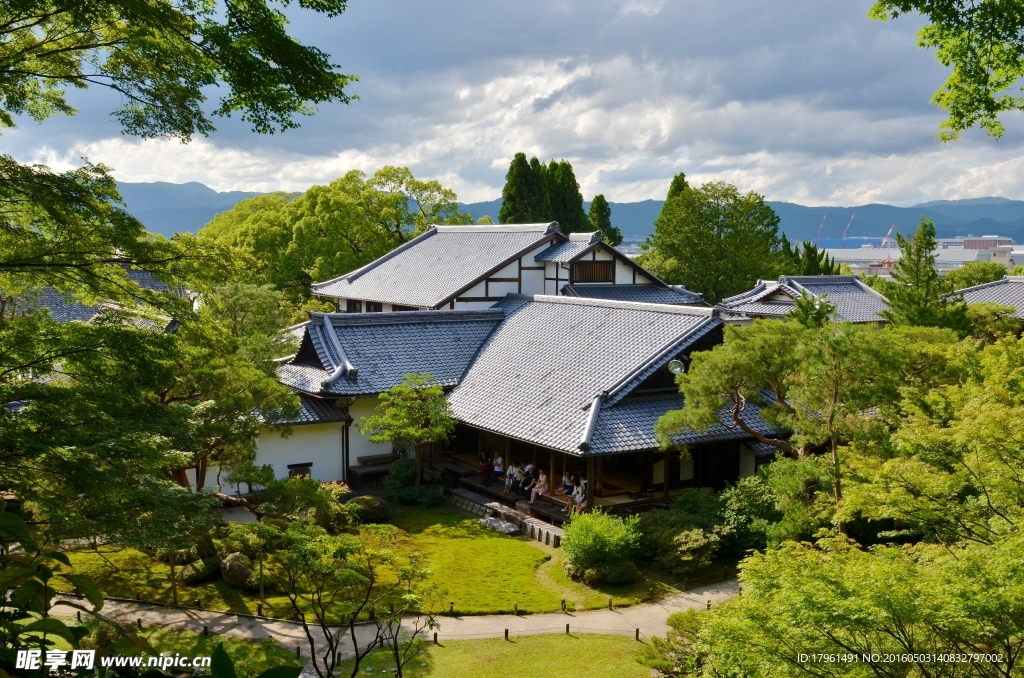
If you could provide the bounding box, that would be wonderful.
[525,242,556,266]
[492,261,519,278]
[255,423,345,481]
[348,396,394,463]
[487,281,519,297]
[521,269,544,295]
[594,249,613,261]
[462,281,486,297]
[615,261,634,284]
[454,300,501,310]
[544,279,558,295]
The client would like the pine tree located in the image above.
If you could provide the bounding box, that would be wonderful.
[781,238,840,275]
[499,153,550,224]
[545,159,590,234]
[665,172,689,202]
[881,218,970,331]
[588,194,623,246]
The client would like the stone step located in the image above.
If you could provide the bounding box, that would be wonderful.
[448,488,564,547]
[478,516,519,535]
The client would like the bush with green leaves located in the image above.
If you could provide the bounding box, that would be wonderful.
[719,474,783,556]
[383,460,417,491]
[346,495,390,524]
[176,557,222,585]
[561,511,641,584]
[421,489,444,508]
[638,488,730,575]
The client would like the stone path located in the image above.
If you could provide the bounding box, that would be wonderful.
[54,578,736,662]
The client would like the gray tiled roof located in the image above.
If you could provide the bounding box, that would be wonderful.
[28,267,173,324]
[563,284,704,306]
[270,395,350,426]
[956,276,1024,318]
[310,224,559,307]
[589,396,777,454]
[535,241,596,263]
[719,275,888,323]
[447,295,723,454]
[277,309,504,396]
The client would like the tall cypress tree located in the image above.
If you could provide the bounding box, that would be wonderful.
[499,153,550,224]
[545,159,590,234]
[588,194,622,246]
[881,218,970,331]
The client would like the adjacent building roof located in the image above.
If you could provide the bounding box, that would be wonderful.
[271,395,351,426]
[28,268,174,324]
[277,309,505,397]
[719,275,889,323]
[562,284,704,306]
[446,295,725,455]
[310,224,560,308]
[956,276,1024,318]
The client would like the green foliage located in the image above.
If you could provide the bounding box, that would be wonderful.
[638,608,707,675]
[718,474,782,555]
[0,0,354,140]
[881,218,970,332]
[638,180,784,303]
[664,172,689,202]
[361,374,456,449]
[945,260,1009,290]
[561,511,641,584]
[780,236,840,275]
[499,153,551,224]
[383,460,418,492]
[786,290,836,328]
[588,194,622,246]
[347,495,390,524]
[421,489,445,508]
[638,489,728,575]
[199,168,471,304]
[966,301,1023,342]
[176,557,222,585]
[544,159,590,235]
[871,0,1024,140]
[1012,265,1024,276]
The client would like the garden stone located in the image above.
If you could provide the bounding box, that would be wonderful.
[220,552,252,588]
[478,516,518,535]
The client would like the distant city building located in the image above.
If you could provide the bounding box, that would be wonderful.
[938,235,1014,250]
[825,247,995,275]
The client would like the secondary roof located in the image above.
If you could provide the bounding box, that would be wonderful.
[956,276,1024,318]
[310,224,560,308]
[719,275,889,323]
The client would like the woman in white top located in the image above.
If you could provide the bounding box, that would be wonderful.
[529,470,549,504]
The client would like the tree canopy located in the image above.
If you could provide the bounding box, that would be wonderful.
[944,259,1009,290]
[638,180,784,303]
[498,153,593,234]
[871,0,1024,140]
[588,194,623,246]
[780,236,840,275]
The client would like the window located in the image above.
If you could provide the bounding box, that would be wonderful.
[392,304,417,312]
[287,462,312,479]
[366,302,383,313]
[572,261,615,283]
[346,300,362,313]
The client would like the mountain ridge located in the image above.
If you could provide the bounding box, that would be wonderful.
[116,181,1024,244]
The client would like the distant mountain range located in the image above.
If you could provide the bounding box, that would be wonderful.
[117,181,1024,245]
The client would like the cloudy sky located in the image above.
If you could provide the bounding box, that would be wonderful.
[8,0,1024,205]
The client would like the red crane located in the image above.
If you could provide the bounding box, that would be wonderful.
[879,223,897,249]
[842,212,856,248]
[816,214,827,247]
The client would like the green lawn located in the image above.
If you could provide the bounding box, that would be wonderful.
[58,507,665,617]
[339,633,649,678]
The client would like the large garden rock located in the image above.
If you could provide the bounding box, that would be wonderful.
[478,516,519,535]
[220,552,252,588]
[176,557,220,585]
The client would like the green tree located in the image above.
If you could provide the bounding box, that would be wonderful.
[781,236,841,275]
[638,181,784,303]
[871,0,1024,140]
[787,290,837,328]
[200,168,470,305]
[499,153,551,224]
[588,194,623,246]
[545,159,590,235]
[881,218,970,332]
[359,373,456,488]
[944,260,1008,290]
[665,172,689,203]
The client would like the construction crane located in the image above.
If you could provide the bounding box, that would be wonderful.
[842,212,856,248]
[879,223,897,249]
[816,214,827,247]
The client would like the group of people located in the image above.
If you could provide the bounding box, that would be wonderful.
[479,450,588,512]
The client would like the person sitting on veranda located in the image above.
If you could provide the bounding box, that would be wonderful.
[507,461,525,494]
[483,451,504,486]
[555,472,574,496]
[529,469,549,504]
[562,478,587,513]
[504,461,519,492]
[518,464,535,498]
[478,450,490,481]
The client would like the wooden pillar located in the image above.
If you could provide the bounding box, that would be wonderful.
[596,457,604,498]
[477,430,483,456]
[663,448,671,498]
[643,451,653,490]
[549,450,555,483]
[585,456,595,510]
[504,439,510,470]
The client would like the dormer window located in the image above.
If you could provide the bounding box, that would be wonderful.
[572,261,614,283]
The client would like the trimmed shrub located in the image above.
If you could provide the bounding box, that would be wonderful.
[347,495,390,524]
[176,557,221,585]
[638,488,731,576]
[421,489,444,508]
[562,511,641,584]
[388,486,422,506]
[383,460,417,492]
[244,568,280,594]
[719,474,782,556]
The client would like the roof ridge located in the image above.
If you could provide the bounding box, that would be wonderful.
[434,222,559,233]
[312,309,505,326]
[516,293,718,316]
[311,228,439,291]
[954,276,1011,294]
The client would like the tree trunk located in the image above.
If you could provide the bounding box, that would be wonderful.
[414,444,422,488]
[259,553,264,603]
[831,438,845,535]
[169,552,178,607]
[167,467,192,492]
[196,457,208,491]
[195,532,217,560]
